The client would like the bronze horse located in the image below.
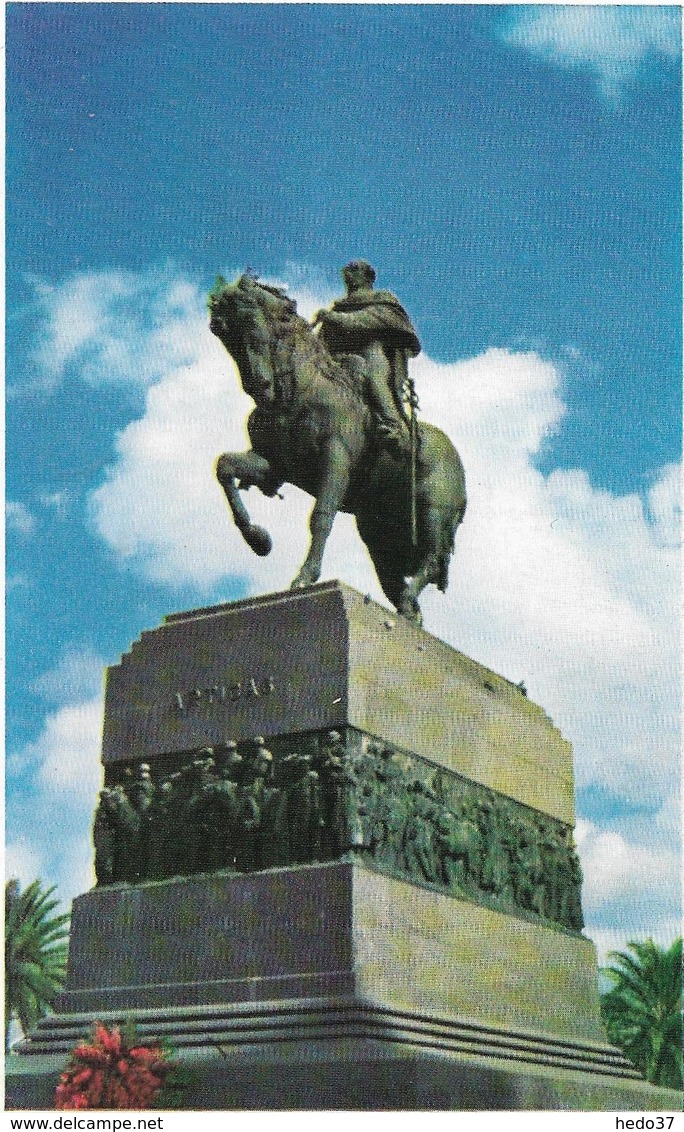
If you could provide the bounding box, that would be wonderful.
[209,273,466,623]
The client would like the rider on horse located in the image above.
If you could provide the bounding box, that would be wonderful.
[210,269,466,621]
[312,260,421,452]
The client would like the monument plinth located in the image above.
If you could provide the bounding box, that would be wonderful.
[7,584,680,1111]
[103,581,574,822]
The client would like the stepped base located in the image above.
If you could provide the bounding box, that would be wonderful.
[11,996,638,1076]
[7,1002,681,1111]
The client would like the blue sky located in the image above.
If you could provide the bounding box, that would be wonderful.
[6,4,681,960]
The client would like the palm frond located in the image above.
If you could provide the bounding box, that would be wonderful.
[5,878,70,1050]
[600,937,682,1089]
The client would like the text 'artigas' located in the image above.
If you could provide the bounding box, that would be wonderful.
[173,676,275,713]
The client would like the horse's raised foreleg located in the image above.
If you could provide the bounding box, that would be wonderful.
[215,450,282,557]
[291,440,351,589]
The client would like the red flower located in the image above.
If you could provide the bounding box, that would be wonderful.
[87,1069,104,1106]
[94,1024,122,1055]
[55,1085,90,1111]
[54,1023,176,1110]
[71,1068,93,1088]
[129,1046,162,1067]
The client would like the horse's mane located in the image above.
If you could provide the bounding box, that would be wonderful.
[254,281,363,400]
[256,280,297,311]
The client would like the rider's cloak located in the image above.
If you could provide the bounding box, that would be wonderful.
[319,288,421,411]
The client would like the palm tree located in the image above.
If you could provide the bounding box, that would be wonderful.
[5,878,70,1052]
[600,937,682,1090]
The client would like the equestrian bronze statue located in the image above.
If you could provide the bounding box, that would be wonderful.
[209,269,466,623]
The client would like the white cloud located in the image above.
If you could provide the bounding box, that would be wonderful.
[501,7,681,99]
[26,698,103,802]
[21,266,681,939]
[576,817,680,921]
[32,647,105,704]
[31,268,206,389]
[5,840,44,888]
[575,814,681,963]
[589,920,683,969]
[6,500,36,535]
[646,462,681,548]
[10,684,104,906]
[6,574,30,592]
[38,490,72,519]
[89,345,319,593]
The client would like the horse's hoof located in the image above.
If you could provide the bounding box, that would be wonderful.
[398,599,422,625]
[290,571,319,590]
[245,525,272,556]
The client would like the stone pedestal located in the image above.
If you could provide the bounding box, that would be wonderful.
[102,580,574,821]
[54,864,607,1034]
[7,584,681,1111]
[8,865,680,1110]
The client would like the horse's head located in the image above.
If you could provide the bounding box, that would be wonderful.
[209,274,278,405]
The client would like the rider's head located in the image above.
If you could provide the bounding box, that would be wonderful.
[342,260,376,293]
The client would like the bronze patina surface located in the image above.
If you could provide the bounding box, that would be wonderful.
[209,270,466,623]
[95,725,583,933]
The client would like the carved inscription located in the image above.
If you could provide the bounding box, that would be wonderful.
[173,676,275,713]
